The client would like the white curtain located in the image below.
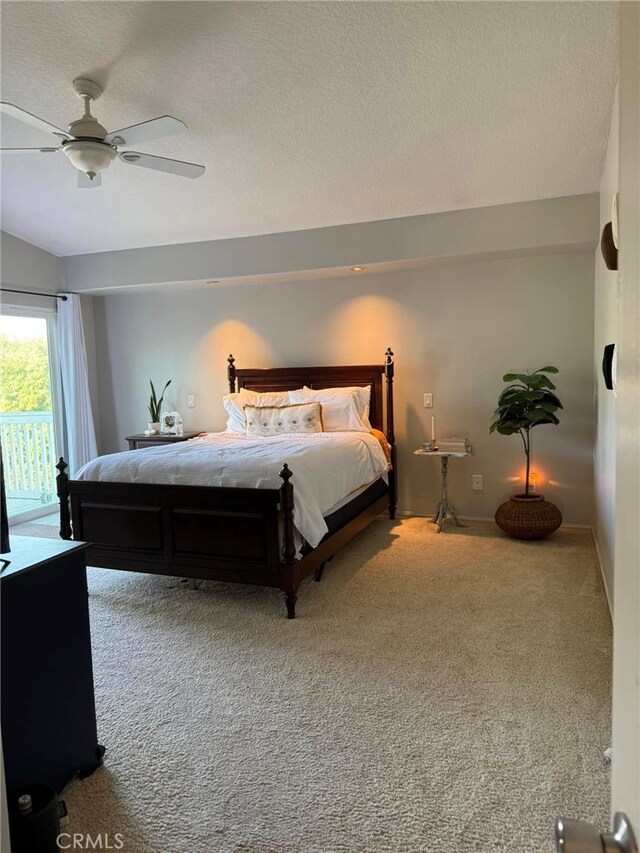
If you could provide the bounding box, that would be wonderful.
[58,293,98,475]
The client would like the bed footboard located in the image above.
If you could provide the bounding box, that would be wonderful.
[56,458,301,615]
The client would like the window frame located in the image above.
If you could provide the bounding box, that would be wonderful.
[0,302,65,522]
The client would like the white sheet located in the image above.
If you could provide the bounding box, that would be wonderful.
[322,477,382,517]
[75,431,389,548]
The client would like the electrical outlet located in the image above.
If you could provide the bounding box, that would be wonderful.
[187,394,195,408]
[472,474,483,491]
[423,393,433,408]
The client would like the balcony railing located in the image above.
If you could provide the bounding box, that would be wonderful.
[0,411,58,504]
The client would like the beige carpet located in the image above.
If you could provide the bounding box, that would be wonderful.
[56,519,610,852]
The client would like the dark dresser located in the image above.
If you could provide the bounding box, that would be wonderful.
[1,536,104,795]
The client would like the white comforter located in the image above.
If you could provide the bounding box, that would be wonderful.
[75,431,389,547]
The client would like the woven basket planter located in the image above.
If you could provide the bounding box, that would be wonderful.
[495,494,562,540]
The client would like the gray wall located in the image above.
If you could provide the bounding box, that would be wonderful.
[94,250,595,524]
[593,85,618,609]
[65,193,598,292]
[0,231,102,447]
[1,231,63,307]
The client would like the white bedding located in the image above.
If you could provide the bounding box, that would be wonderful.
[75,431,389,548]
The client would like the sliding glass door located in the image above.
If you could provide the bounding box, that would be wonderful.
[0,308,63,522]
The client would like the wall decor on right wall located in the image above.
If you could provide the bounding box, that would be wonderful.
[490,365,563,540]
[602,343,617,392]
[600,221,618,270]
[600,193,620,271]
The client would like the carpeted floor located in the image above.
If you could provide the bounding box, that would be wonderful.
[33,518,612,852]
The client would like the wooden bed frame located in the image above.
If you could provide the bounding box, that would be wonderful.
[57,350,397,618]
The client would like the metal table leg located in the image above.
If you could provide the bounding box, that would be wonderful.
[432,455,464,532]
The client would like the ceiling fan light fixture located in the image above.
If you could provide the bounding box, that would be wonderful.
[62,139,116,176]
[1,76,205,187]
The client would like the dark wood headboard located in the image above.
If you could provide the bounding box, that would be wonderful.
[226,350,394,438]
[227,349,397,522]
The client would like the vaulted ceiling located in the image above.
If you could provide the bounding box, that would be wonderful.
[0,1,617,256]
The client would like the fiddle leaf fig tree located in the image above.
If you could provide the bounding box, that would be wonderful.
[490,366,562,496]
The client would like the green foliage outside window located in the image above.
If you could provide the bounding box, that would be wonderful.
[0,333,52,413]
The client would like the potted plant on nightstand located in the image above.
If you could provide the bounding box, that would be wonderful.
[490,366,563,540]
[148,379,171,433]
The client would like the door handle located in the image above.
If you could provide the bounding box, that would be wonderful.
[556,812,637,853]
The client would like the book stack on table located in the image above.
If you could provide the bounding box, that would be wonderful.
[437,437,471,453]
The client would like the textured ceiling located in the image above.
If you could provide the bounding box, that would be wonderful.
[0,1,618,257]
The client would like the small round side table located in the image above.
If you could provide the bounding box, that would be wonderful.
[414,449,472,532]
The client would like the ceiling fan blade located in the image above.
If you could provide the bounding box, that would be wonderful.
[77,171,102,188]
[105,116,186,147]
[1,147,59,154]
[119,151,205,178]
[0,102,69,140]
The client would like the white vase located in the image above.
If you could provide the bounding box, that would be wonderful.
[148,422,160,433]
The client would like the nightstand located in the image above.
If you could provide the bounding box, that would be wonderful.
[125,431,202,450]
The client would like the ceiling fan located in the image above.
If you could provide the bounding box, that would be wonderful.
[0,77,205,187]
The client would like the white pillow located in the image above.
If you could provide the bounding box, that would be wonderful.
[289,387,368,432]
[245,402,323,436]
[307,385,372,431]
[352,386,373,431]
[223,393,247,433]
[238,387,294,407]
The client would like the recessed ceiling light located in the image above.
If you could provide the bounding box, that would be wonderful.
[350,265,365,272]
[207,280,219,285]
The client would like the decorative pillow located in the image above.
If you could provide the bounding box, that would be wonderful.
[224,389,303,432]
[245,402,323,436]
[289,387,368,432]
[223,392,248,433]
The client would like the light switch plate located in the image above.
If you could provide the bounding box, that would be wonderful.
[187,395,195,408]
[472,474,483,491]
[423,393,433,408]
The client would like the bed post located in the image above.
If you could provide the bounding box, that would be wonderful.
[227,354,236,393]
[384,347,397,520]
[279,463,298,618]
[56,457,72,540]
